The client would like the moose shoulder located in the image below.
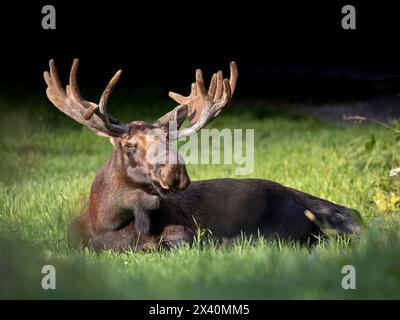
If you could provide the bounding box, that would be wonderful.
[43,59,362,252]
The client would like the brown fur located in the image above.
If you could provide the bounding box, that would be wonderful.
[69,128,190,251]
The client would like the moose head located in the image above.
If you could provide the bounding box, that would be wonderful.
[43,59,238,198]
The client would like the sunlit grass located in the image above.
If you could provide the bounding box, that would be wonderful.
[1,93,400,298]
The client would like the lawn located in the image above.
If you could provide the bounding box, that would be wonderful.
[1,90,400,299]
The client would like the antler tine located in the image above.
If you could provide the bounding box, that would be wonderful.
[45,59,82,120]
[213,71,224,101]
[48,59,65,95]
[190,82,197,96]
[208,73,217,98]
[44,59,128,137]
[67,59,83,103]
[65,59,99,121]
[169,89,190,105]
[98,69,123,130]
[169,61,238,140]
[215,79,231,113]
[98,70,122,113]
[195,69,207,96]
[229,61,238,94]
[68,61,126,135]
[63,59,100,121]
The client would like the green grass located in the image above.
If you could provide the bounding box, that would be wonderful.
[1,91,400,299]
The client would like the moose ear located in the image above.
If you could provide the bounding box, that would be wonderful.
[154,104,188,130]
[109,137,120,148]
[109,134,129,149]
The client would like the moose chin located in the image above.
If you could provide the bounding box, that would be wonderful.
[43,59,362,252]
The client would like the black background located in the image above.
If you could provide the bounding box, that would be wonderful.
[1,1,400,101]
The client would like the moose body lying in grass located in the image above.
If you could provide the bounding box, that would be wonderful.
[43,59,362,251]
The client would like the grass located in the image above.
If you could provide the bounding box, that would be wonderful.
[1,90,400,299]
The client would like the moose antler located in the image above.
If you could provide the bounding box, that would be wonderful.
[167,61,238,139]
[45,59,238,139]
[43,59,128,137]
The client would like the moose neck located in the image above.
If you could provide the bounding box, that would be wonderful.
[89,147,161,235]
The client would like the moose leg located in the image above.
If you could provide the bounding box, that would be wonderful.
[70,212,193,251]
[89,224,193,252]
[69,214,160,252]
[89,223,160,252]
[90,224,193,251]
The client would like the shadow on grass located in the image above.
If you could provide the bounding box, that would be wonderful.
[1,219,400,299]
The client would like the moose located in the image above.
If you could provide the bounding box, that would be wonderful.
[43,59,362,251]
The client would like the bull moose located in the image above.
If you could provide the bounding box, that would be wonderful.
[43,59,362,251]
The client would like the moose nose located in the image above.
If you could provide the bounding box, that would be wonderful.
[174,167,190,191]
[169,166,190,192]
[158,164,190,192]
[178,169,190,190]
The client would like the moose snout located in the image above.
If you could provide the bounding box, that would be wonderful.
[176,166,190,191]
[158,164,190,192]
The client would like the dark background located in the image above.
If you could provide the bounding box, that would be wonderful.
[1,1,400,102]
